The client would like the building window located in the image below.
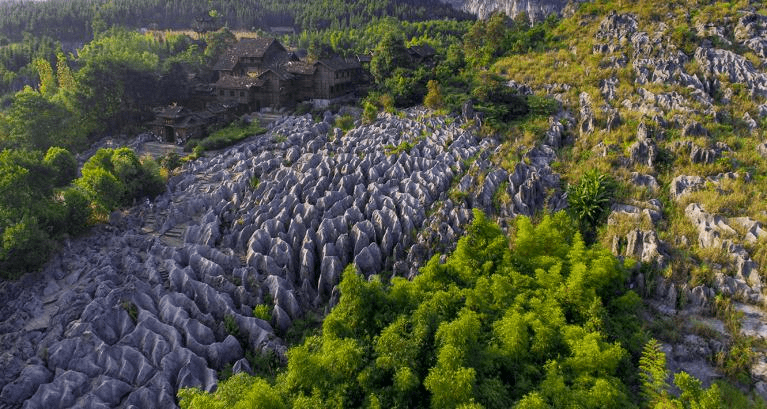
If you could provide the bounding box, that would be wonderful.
[219,90,224,96]
[230,90,235,97]
[240,91,245,97]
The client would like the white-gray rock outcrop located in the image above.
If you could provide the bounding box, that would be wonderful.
[439,0,587,21]
[0,108,566,408]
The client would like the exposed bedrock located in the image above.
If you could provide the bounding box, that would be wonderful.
[439,0,587,21]
[0,109,565,408]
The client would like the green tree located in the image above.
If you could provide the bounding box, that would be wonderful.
[370,31,409,84]
[0,216,51,278]
[61,186,92,235]
[181,210,647,408]
[43,146,77,187]
[639,339,669,407]
[3,87,83,151]
[424,80,444,110]
[33,57,56,97]
[77,166,124,212]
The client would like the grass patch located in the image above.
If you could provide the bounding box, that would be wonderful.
[252,304,271,321]
[384,138,423,155]
[188,120,266,152]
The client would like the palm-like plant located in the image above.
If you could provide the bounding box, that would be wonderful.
[567,169,615,238]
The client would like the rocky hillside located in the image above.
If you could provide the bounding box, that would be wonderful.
[489,0,767,400]
[0,109,565,407]
[3,1,767,407]
[440,0,586,20]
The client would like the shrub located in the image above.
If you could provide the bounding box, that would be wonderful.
[159,152,181,171]
[197,120,266,151]
[62,186,92,235]
[224,314,240,338]
[77,166,125,212]
[526,95,559,116]
[43,147,77,187]
[75,147,166,214]
[0,216,51,279]
[334,114,355,132]
[138,156,167,198]
[424,80,444,109]
[363,100,378,123]
[253,304,271,321]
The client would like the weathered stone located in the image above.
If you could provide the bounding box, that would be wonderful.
[354,243,382,276]
[670,175,705,200]
[0,363,52,403]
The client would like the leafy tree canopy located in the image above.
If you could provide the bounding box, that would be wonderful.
[180,210,645,409]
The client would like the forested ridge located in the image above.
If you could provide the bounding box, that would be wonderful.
[0,0,472,43]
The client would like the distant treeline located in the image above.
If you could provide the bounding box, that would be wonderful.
[0,0,473,42]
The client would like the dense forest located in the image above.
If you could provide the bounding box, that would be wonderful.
[0,0,472,42]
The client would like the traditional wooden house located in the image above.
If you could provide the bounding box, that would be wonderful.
[148,105,206,144]
[407,44,437,64]
[212,37,365,110]
[148,102,235,145]
[311,57,363,101]
[212,38,292,76]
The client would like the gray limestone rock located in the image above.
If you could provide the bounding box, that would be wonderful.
[689,144,723,165]
[670,175,705,200]
[758,142,767,158]
[354,243,382,276]
[0,363,52,403]
[629,139,656,168]
[0,110,532,408]
[26,370,90,408]
[630,172,660,192]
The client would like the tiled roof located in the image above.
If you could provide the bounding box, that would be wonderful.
[155,105,189,118]
[177,114,205,128]
[408,44,436,58]
[317,56,361,71]
[212,37,282,71]
[214,76,265,89]
[284,61,316,75]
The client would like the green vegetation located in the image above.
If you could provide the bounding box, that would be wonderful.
[1,0,766,405]
[384,139,420,156]
[224,315,240,338]
[253,304,272,321]
[122,300,139,323]
[186,120,266,152]
[77,147,166,213]
[0,146,165,279]
[334,114,355,132]
[567,170,617,241]
[639,338,763,409]
[180,211,648,408]
[0,0,470,43]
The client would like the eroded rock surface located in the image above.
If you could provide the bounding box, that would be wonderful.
[0,109,565,408]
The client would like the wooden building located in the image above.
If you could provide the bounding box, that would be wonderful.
[212,38,365,110]
[148,103,233,145]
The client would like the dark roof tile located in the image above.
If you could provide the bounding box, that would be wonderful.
[213,37,282,71]
[214,76,265,89]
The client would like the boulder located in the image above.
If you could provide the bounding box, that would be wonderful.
[670,175,705,200]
